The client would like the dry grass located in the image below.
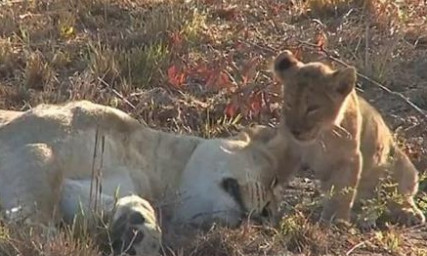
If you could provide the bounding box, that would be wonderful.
[0,0,426,255]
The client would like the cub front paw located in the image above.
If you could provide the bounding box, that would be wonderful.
[110,195,162,256]
[320,205,351,227]
[390,207,426,227]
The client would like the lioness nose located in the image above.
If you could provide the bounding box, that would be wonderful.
[291,128,302,136]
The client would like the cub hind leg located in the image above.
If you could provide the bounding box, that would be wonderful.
[386,146,425,226]
[355,146,425,229]
[0,143,62,225]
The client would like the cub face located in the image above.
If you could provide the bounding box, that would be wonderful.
[273,50,357,142]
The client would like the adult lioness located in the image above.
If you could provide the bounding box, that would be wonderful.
[273,50,425,228]
[0,100,285,255]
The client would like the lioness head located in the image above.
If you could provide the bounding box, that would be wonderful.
[273,50,357,142]
[221,175,281,226]
[173,138,282,229]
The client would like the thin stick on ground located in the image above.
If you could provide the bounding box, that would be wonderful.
[346,241,366,255]
[298,41,427,118]
[97,77,136,110]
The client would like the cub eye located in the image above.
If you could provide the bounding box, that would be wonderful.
[306,105,320,114]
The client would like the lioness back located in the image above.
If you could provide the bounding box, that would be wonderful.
[0,109,22,126]
[0,101,142,146]
[273,50,425,228]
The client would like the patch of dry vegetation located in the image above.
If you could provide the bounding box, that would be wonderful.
[0,222,101,256]
[0,0,426,255]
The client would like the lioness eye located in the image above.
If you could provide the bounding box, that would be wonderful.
[306,105,320,114]
[261,202,271,217]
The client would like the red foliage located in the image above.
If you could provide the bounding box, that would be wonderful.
[315,32,327,51]
[248,91,263,117]
[241,56,260,85]
[167,65,186,88]
[224,100,238,118]
[189,60,233,91]
[206,70,232,90]
[224,91,266,119]
[169,31,184,50]
[213,5,239,21]
[289,46,303,60]
[175,54,270,119]
[270,2,287,16]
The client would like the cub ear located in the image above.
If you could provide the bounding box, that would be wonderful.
[332,66,357,97]
[273,50,300,78]
[269,176,278,189]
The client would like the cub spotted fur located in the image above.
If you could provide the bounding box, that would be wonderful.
[273,50,425,228]
[0,101,286,255]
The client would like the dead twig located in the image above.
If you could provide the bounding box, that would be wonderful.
[356,72,427,118]
[239,40,277,55]
[298,41,427,119]
[97,77,136,110]
[346,241,365,255]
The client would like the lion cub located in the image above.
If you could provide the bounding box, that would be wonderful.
[273,50,425,228]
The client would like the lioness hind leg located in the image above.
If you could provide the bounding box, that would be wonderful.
[0,144,61,224]
[387,147,425,226]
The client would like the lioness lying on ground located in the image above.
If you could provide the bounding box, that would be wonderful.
[272,50,425,228]
[0,101,287,255]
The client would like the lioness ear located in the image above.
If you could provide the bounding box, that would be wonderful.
[273,50,300,80]
[333,66,357,96]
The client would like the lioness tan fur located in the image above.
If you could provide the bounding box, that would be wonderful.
[0,100,287,255]
[273,50,425,228]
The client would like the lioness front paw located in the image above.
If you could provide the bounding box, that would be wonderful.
[110,195,162,256]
